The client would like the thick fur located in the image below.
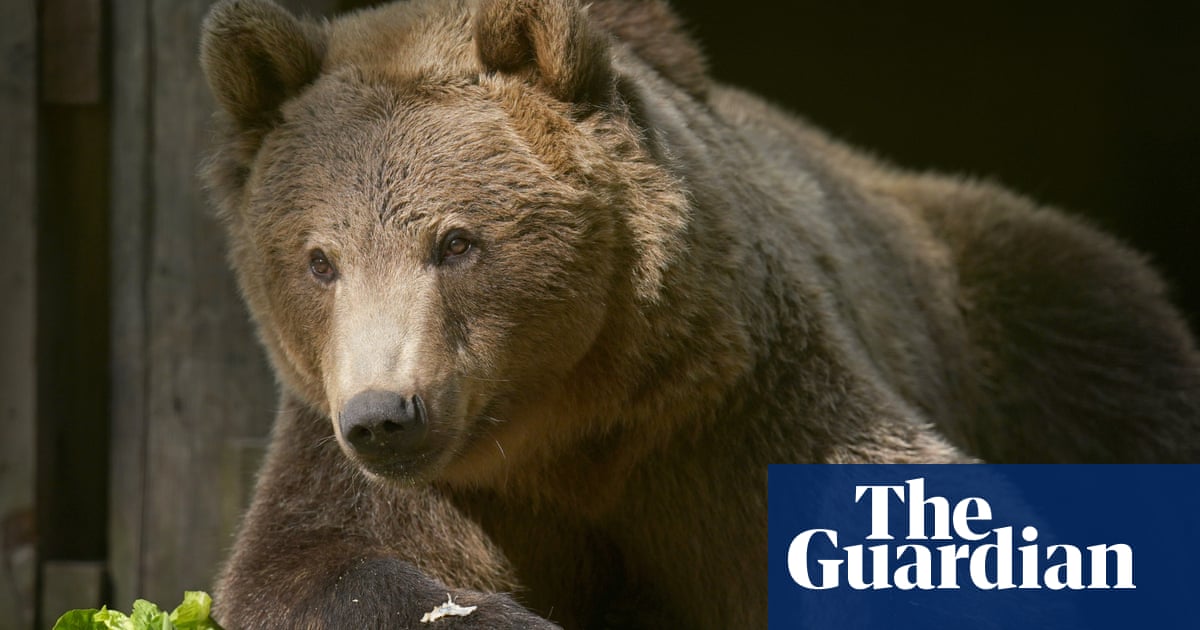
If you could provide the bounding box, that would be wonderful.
[199,0,1200,627]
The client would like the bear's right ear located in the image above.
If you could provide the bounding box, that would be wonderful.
[200,0,325,128]
[475,0,613,104]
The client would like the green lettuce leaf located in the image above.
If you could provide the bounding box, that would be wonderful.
[51,593,223,630]
[51,608,101,630]
[93,607,134,630]
[169,591,219,630]
[130,599,169,630]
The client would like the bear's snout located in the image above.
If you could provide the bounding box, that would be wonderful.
[339,389,429,463]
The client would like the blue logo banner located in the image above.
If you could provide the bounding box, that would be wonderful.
[768,465,1200,629]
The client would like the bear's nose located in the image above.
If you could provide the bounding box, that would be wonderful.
[339,390,428,460]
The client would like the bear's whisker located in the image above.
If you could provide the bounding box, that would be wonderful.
[460,375,514,383]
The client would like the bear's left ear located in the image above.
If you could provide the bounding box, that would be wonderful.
[475,0,613,104]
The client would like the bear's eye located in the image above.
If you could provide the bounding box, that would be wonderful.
[439,230,474,263]
[309,249,337,283]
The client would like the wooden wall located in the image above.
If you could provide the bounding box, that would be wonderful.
[0,1,38,628]
[108,0,340,612]
[38,0,111,622]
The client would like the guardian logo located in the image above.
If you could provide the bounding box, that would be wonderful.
[768,465,1200,630]
[787,478,1134,591]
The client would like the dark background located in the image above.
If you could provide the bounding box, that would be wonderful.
[677,0,1200,326]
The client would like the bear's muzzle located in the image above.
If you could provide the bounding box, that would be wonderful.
[339,389,430,464]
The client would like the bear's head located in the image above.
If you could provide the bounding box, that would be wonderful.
[200,0,696,483]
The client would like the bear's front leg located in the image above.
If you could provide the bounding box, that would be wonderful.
[213,397,558,629]
[218,552,557,629]
[329,558,559,629]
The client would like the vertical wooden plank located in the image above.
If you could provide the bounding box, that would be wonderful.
[41,0,103,105]
[0,0,38,627]
[41,561,106,626]
[111,0,341,607]
[139,0,279,605]
[109,0,151,610]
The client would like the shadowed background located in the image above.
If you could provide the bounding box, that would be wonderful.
[1,1,1196,628]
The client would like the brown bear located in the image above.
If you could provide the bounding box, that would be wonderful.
[199,0,1200,627]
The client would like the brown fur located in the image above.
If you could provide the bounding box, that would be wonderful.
[200,0,1200,627]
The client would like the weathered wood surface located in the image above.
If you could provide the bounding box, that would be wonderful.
[0,0,38,627]
[40,562,106,627]
[41,0,103,105]
[108,0,152,611]
[109,0,341,609]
